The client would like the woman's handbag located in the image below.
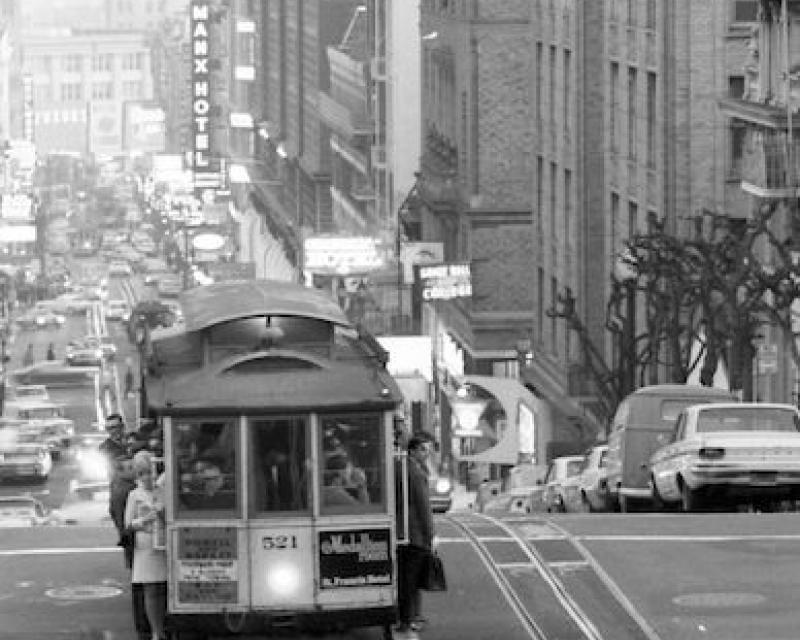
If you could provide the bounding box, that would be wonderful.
[421,549,447,591]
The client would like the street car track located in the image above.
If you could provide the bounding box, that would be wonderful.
[444,513,600,640]
[544,519,663,640]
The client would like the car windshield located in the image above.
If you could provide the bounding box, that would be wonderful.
[696,408,800,433]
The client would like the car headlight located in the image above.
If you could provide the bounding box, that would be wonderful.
[94,350,103,359]
[435,477,452,494]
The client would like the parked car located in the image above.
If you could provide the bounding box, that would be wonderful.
[0,441,52,482]
[16,308,66,330]
[105,299,131,322]
[648,403,800,512]
[0,496,54,527]
[66,336,115,365]
[157,274,183,297]
[108,261,132,277]
[562,444,612,513]
[605,384,738,512]
[6,385,49,403]
[3,401,75,453]
[428,468,453,513]
[482,486,546,515]
[10,361,98,388]
[543,455,585,512]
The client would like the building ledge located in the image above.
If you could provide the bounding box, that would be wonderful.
[719,96,800,129]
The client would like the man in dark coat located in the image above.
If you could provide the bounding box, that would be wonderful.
[396,433,434,638]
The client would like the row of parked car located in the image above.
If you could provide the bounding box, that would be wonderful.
[481,384,800,515]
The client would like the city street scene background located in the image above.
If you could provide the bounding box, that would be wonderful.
[1,1,800,639]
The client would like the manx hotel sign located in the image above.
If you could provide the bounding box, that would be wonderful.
[191,1,221,199]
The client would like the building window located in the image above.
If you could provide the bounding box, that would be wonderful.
[549,46,557,134]
[550,277,558,355]
[729,74,745,98]
[536,156,543,236]
[628,67,637,160]
[550,161,557,239]
[611,192,620,265]
[610,62,619,153]
[537,268,544,344]
[729,119,746,178]
[563,49,572,140]
[628,201,638,238]
[62,55,82,73]
[123,81,142,98]
[92,54,112,72]
[627,0,637,26]
[646,0,657,29]
[732,1,758,22]
[564,169,572,243]
[609,0,619,22]
[92,82,114,100]
[646,71,656,168]
[536,43,543,134]
[60,82,83,101]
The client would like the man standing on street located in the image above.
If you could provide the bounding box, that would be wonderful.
[99,414,135,545]
[396,433,435,639]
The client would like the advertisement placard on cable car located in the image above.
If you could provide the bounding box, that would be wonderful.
[176,527,238,603]
[318,528,392,589]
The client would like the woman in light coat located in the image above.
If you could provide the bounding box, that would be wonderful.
[124,450,167,640]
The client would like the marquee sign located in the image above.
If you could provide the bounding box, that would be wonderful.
[191,1,220,198]
[418,262,472,300]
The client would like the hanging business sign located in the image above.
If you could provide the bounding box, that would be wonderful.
[191,1,221,199]
[418,262,472,300]
[303,236,384,275]
[22,74,34,143]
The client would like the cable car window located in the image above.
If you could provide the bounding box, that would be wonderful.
[208,317,334,362]
[173,420,239,518]
[319,413,385,514]
[249,417,309,514]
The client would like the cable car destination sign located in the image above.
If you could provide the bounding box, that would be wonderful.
[418,262,472,300]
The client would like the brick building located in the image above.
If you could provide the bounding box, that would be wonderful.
[416,0,753,473]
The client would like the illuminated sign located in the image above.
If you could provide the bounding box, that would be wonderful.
[192,232,225,251]
[419,262,472,300]
[318,529,391,588]
[191,1,220,197]
[22,75,34,143]
[517,403,536,460]
[303,236,384,275]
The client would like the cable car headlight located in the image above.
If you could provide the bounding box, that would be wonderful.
[265,561,302,596]
[435,477,452,494]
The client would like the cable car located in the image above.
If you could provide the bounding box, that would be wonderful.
[139,279,405,638]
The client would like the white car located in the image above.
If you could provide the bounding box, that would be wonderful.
[0,496,54,527]
[562,444,612,513]
[648,402,800,512]
[108,261,132,277]
[105,299,131,322]
[543,455,585,512]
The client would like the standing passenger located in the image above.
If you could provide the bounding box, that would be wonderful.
[124,450,167,640]
[396,434,435,639]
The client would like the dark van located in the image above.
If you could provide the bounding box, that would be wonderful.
[605,384,737,511]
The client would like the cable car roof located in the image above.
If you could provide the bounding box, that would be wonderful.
[179,279,350,333]
[144,352,402,415]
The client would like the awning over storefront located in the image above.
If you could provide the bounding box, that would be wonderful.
[458,375,546,466]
